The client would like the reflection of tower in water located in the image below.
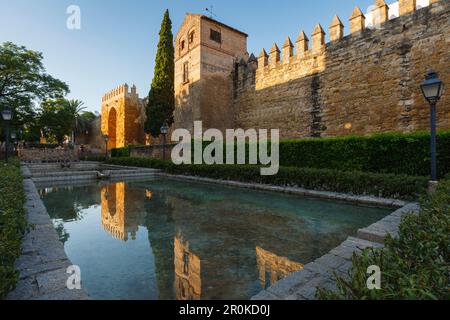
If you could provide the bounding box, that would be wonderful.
[174,235,201,300]
[256,246,304,290]
[100,182,146,241]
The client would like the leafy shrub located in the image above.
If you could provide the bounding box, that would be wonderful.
[108,157,428,200]
[317,180,450,300]
[278,131,450,177]
[122,131,450,177]
[111,147,130,158]
[188,131,449,177]
[0,159,27,299]
[82,155,107,162]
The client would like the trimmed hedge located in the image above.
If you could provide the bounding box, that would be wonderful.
[278,131,450,177]
[107,157,428,200]
[122,131,450,177]
[82,155,107,162]
[111,147,130,158]
[317,179,450,300]
[0,159,27,299]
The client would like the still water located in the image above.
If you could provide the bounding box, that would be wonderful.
[38,178,391,300]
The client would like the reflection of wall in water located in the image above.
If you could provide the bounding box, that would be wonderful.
[101,183,147,241]
[174,235,201,300]
[256,246,304,290]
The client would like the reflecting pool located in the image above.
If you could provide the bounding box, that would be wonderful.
[38,178,391,300]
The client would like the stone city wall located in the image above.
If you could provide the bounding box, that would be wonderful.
[234,0,450,139]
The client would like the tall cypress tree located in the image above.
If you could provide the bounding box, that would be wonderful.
[145,9,175,137]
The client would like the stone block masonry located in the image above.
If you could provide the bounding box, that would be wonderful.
[234,0,450,139]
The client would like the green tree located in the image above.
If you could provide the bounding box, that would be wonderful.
[76,111,97,136]
[145,9,175,138]
[65,99,87,144]
[39,99,73,144]
[0,42,69,141]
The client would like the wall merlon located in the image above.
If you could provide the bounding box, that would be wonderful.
[372,0,389,26]
[282,37,294,63]
[258,49,269,68]
[269,43,281,66]
[329,15,344,42]
[399,0,416,16]
[296,31,310,57]
[312,24,326,51]
[349,6,366,34]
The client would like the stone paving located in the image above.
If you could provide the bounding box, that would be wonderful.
[7,177,89,300]
[251,203,420,300]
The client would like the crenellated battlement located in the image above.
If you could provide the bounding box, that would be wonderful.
[237,0,440,85]
[102,83,139,103]
[233,0,449,139]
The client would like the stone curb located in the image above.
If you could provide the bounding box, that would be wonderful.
[7,177,90,300]
[250,203,420,300]
[156,173,407,208]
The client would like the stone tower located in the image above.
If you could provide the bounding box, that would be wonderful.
[174,14,248,133]
[101,84,145,149]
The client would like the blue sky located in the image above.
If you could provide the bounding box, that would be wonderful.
[0,0,378,113]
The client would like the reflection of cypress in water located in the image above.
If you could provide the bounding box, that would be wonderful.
[144,191,176,300]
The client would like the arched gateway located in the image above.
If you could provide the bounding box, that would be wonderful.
[101,84,146,149]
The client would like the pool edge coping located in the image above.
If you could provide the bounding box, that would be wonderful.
[250,202,420,300]
[155,173,408,209]
[6,176,90,300]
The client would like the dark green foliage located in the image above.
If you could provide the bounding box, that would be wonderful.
[278,131,450,177]
[145,10,175,137]
[0,42,69,142]
[111,147,130,158]
[107,157,428,200]
[194,131,450,177]
[0,159,27,299]
[317,180,450,300]
[121,131,450,177]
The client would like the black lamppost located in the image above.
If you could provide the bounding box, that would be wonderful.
[160,123,169,161]
[1,107,13,163]
[420,70,444,183]
[103,134,109,159]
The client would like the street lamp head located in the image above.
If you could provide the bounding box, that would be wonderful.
[103,134,109,142]
[421,70,444,104]
[160,123,169,135]
[1,106,13,121]
[11,132,17,140]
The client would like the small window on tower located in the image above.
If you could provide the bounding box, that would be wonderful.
[183,62,189,84]
[180,40,185,51]
[210,28,221,43]
[189,31,195,44]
